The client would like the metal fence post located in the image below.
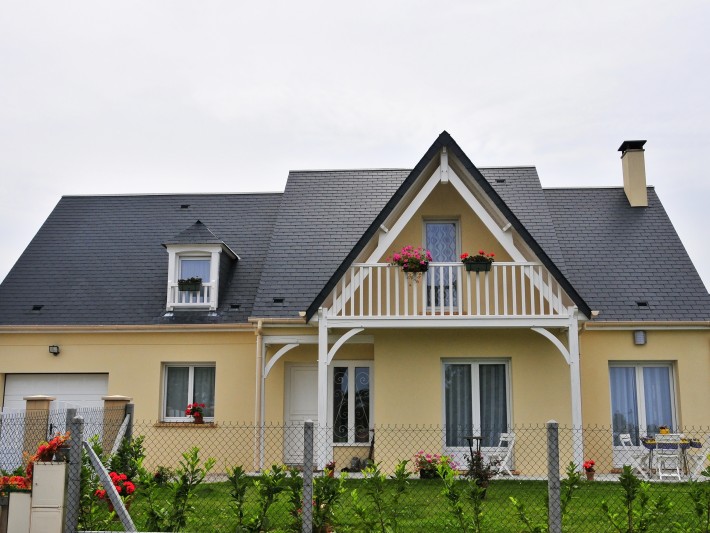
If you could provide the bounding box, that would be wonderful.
[302,420,314,533]
[64,415,84,533]
[124,403,135,442]
[547,420,562,533]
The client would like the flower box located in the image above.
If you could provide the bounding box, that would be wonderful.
[178,277,203,292]
[464,261,492,273]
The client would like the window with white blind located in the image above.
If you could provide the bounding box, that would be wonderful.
[162,364,216,421]
[443,360,510,448]
[609,363,676,445]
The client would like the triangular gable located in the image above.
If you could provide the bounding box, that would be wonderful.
[305,131,591,320]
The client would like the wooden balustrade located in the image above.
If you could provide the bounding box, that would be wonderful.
[328,262,566,318]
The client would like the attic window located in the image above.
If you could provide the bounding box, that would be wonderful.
[635,301,650,309]
[230,304,240,310]
[273,297,285,304]
[180,204,190,209]
[495,178,506,184]
[32,305,43,311]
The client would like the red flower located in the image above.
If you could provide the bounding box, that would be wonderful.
[95,489,106,499]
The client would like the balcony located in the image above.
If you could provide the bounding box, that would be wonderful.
[326,262,570,323]
[166,282,217,311]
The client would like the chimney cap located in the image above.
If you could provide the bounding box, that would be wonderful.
[618,140,647,152]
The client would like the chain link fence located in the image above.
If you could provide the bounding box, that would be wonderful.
[1,406,708,532]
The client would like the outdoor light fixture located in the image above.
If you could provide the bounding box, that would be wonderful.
[633,331,647,346]
[48,345,60,355]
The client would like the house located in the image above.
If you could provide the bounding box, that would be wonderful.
[0,132,708,473]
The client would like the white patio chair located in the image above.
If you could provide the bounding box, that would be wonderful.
[655,433,683,481]
[687,434,710,480]
[489,432,515,478]
[619,433,650,480]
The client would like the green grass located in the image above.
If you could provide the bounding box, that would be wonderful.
[93,477,706,532]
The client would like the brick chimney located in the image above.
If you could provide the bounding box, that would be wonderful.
[618,140,648,207]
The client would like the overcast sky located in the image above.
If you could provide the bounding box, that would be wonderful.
[1,1,708,290]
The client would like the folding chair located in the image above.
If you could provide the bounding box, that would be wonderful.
[687,434,710,480]
[655,433,682,481]
[489,432,515,478]
[619,433,650,480]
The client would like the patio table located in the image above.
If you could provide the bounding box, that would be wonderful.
[640,438,702,476]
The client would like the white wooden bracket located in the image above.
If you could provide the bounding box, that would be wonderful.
[264,343,299,379]
[531,327,570,364]
[326,327,365,365]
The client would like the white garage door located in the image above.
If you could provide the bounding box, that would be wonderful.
[2,373,109,412]
[0,374,109,470]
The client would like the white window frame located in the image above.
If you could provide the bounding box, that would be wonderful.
[165,244,223,311]
[609,361,677,442]
[441,359,512,455]
[162,363,216,422]
[328,360,374,446]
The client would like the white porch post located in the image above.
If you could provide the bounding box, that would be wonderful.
[568,307,584,470]
[316,307,329,469]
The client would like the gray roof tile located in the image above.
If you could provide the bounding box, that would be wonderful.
[0,193,281,325]
[544,187,710,321]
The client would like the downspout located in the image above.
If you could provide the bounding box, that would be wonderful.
[254,319,263,472]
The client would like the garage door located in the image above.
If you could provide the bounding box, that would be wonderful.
[0,374,108,469]
[2,373,109,412]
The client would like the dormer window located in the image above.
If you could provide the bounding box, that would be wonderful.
[163,221,238,311]
[180,257,210,281]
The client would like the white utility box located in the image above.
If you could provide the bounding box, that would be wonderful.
[8,492,31,533]
[30,462,66,533]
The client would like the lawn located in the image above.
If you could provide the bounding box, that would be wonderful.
[97,477,705,532]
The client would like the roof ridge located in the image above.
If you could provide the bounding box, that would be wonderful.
[543,186,655,191]
[60,191,284,199]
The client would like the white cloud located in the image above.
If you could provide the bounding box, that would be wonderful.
[1,0,708,289]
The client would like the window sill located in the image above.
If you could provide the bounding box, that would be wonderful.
[154,422,218,428]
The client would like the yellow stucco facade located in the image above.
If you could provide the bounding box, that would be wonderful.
[1,168,708,475]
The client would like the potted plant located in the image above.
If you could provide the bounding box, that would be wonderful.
[185,403,206,424]
[658,425,670,434]
[178,277,203,292]
[388,246,432,274]
[583,459,596,481]
[460,250,495,272]
[414,450,455,479]
[465,450,497,497]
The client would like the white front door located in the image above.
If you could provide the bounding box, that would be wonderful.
[284,364,318,465]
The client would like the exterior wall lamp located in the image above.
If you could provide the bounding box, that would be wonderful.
[633,330,647,346]
[48,345,60,355]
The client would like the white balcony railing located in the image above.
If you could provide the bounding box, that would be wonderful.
[328,262,567,319]
[167,283,216,311]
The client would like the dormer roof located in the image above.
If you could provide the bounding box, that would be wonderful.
[163,220,239,259]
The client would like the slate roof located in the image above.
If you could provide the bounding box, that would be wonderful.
[1,138,708,326]
[252,169,408,318]
[545,187,710,321]
[0,194,281,325]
